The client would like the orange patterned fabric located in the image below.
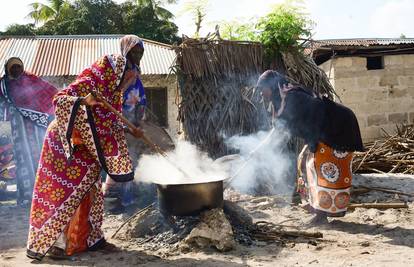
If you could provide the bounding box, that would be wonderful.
[72,129,83,145]
[65,188,94,256]
[297,143,353,217]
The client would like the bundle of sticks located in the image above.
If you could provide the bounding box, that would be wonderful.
[282,51,337,99]
[250,221,323,244]
[353,124,414,174]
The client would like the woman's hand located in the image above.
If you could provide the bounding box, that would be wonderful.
[81,93,102,107]
[130,127,144,139]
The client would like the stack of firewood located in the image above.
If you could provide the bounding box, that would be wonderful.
[353,124,414,174]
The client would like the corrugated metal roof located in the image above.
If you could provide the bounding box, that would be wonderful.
[308,38,414,51]
[0,35,175,76]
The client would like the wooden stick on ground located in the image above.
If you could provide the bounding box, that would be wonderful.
[389,156,406,173]
[355,141,377,172]
[366,167,387,174]
[252,229,323,239]
[403,165,414,174]
[359,186,414,197]
[348,202,408,210]
[254,221,323,239]
[351,187,372,195]
[110,203,155,239]
[274,229,323,239]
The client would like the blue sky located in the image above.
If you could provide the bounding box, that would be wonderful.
[1,0,413,39]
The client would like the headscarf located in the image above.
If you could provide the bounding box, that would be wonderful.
[256,70,288,93]
[120,35,144,57]
[5,57,24,79]
[256,70,293,116]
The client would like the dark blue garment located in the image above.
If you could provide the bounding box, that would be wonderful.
[278,88,364,153]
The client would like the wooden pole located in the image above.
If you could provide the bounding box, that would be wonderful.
[92,92,193,179]
[348,202,408,210]
[110,203,155,239]
[359,186,414,197]
[92,92,168,156]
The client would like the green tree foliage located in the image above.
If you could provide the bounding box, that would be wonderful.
[136,0,177,21]
[27,0,72,25]
[217,1,313,63]
[1,24,36,36]
[123,0,180,43]
[3,0,179,44]
[257,1,314,57]
[61,0,124,34]
[218,19,259,41]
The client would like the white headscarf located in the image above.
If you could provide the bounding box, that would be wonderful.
[120,35,144,57]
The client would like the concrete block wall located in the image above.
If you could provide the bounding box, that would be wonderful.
[141,74,180,139]
[319,60,335,85]
[320,55,414,141]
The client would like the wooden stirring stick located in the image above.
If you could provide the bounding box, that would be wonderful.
[91,91,193,179]
[91,91,167,156]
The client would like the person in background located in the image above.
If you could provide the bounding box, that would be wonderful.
[103,35,146,210]
[26,35,143,260]
[0,57,57,205]
[256,70,364,224]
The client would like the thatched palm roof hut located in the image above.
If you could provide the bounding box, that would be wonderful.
[173,37,335,159]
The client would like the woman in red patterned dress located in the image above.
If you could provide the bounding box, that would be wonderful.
[26,35,144,260]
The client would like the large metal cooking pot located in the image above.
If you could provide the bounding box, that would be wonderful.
[156,180,223,216]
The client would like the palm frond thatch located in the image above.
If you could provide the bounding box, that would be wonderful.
[173,37,336,158]
[173,37,269,157]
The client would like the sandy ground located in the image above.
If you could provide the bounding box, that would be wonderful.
[0,173,413,267]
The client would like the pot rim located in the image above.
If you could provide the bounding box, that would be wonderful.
[154,179,224,187]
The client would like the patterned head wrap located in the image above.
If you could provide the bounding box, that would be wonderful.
[120,35,144,57]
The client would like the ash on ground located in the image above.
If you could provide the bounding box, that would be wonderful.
[110,174,413,256]
[113,198,257,255]
[114,205,198,253]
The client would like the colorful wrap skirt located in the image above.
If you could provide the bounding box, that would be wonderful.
[297,143,353,217]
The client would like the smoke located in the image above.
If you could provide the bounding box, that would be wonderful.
[135,122,296,197]
[135,140,228,185]
[225,123,295,195]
